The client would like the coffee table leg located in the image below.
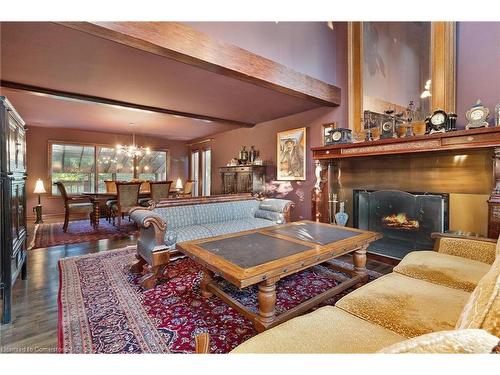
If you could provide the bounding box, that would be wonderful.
[256,280,276,331]
[200,269,215,298]
[353,245,368,288]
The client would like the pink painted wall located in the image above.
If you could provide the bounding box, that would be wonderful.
[184,22,338,84]
[456,22,500,128]
[26,126,189,217]
[204,23,349,221]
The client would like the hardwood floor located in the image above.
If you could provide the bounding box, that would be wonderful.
[0,222,393,353]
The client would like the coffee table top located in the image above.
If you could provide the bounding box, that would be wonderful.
[177,220,381,288]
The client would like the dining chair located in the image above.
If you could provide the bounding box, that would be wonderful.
[104,180,118,222]
[140,180,151,193]
[54,182,94,232]
[110,181,141,227]
[179,180,195,198]
[140,180,173,207]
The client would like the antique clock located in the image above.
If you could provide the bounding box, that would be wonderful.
[466,100,489,129]
[426,110,448,134]
[326,128,352,145]
[380,110,397,139]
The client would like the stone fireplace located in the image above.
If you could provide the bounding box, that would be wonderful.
[353,190,449,259]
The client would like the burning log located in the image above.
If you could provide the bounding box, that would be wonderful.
[382,213,419,231]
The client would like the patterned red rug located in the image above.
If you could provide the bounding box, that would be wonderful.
[58,247,381,354]
[33,219,138,249]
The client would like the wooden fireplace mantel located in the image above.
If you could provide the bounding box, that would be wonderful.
[310,126,500,241]
[312,127,500,160]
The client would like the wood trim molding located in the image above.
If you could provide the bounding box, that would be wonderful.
[57,22,341,107]
[0,80,253,127]
[431,22,456,113]
[348,22,363,133]
[348,22,456,132]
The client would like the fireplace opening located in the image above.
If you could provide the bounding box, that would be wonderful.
[353,190,449,260]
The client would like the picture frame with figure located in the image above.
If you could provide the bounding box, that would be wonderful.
[277,127,307,181]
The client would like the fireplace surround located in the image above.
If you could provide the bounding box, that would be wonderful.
[353,190,449,259]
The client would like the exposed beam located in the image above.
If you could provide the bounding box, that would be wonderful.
[57,22,341,107]
[0,80,254,128]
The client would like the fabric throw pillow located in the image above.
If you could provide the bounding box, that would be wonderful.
[378,329,499,354]
[455,257,500,337]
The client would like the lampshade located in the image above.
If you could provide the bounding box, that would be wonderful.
[175,178,183,189]
[33,179,47,194]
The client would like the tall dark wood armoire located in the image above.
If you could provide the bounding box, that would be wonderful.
[0,97,28,324]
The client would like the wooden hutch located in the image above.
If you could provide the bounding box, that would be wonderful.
[219,165,266,194]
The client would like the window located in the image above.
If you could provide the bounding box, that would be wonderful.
[50,142,169,195]
[96,147,134,192]
[202,149,211,196]
[138,150,167,182]
[191,150,199,196]
[50,143,96,195]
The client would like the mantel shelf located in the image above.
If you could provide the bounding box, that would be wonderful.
[312,127,500,160]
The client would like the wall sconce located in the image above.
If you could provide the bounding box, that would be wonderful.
[33,178,47,224]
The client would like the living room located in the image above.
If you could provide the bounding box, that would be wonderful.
[1,1,499,373]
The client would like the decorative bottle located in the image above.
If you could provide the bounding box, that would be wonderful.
[335,202,349,227]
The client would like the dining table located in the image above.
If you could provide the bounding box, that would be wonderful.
[82,189,181,229]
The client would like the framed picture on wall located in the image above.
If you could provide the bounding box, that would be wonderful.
[276,127,306,181]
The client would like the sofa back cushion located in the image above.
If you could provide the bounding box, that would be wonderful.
[154,205,197,229]
[194,201,249,224]
[455,257,500,337]
[230,200,260,220]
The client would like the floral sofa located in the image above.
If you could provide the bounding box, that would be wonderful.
[129,194,294,288]
[228,233,500,354]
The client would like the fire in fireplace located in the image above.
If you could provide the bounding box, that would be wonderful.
[382,213,419,231]
[353,190,449,260]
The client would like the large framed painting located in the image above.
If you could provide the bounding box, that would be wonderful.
[277,127,307,181]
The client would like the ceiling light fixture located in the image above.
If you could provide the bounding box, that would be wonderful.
[116,123,151,158]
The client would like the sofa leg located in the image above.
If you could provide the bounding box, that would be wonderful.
[130,255,147,275]
[139,264,167,289]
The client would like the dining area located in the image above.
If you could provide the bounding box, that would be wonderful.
[54,179,194,232]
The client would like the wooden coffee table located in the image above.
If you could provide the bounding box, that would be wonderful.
[177,220,381,332]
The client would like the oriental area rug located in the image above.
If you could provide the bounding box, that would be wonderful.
[33,219,138,249]
[58,246,381,354]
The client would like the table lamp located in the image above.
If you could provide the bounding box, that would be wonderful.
[33,178,47,224]
[175,178,183,190]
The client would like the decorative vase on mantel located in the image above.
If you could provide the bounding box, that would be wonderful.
[239,146,248,164]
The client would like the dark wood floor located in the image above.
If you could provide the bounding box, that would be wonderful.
[0,221,393,353]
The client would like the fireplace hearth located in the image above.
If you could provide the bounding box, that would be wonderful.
[353,190,449,260]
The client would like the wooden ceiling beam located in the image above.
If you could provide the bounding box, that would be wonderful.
[57,22,341,107]
[0,80,254,127]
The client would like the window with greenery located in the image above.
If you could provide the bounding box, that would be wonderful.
[50,142,169,195]
[96,147,134,192]
[50,143,96,195]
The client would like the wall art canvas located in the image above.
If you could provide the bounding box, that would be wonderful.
[277,127,306,181]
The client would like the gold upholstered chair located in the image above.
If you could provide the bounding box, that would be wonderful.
[110,181,141,227]
[54,182,93,232]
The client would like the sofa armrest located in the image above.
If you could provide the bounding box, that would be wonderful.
[431,233,497,265]
[130,208,168,262]
[258,199,295,223]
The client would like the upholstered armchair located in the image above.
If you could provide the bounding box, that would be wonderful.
[110,182,141,227]
[54,182,93,232]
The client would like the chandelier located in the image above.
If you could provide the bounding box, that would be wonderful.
[116,124,151,158]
